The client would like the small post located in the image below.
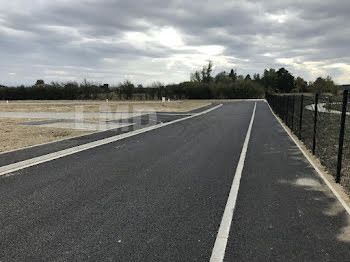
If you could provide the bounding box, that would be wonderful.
[336,90,348,183]
[285,96,289,125]
[299,95,304,139]
[278,96,282,117]
[291,95,295,131]
[312,94,319,155]
[274,95,277,110]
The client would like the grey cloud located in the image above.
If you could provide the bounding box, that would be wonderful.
[0,0,350,86]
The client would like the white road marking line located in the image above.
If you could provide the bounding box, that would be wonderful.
[210,102,256,262]
[0,104,223,177]
[155,113,193,116]
[0,104,212,156]
[266,101,350,216]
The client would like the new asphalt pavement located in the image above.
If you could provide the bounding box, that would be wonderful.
[0,101,349,261]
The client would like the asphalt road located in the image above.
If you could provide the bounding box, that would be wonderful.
[0,101,349,261]
[0,111,198,167]
[0,103,215,167]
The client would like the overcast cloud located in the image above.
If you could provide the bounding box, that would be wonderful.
[1,0,350,86]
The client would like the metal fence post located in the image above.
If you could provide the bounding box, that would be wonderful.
[286,96,289,125]
[312,94,319,155]
[299,95,304,139]
[291,95,295,131]
[280,96,283,119]
[280,96,283,116]
[336,90,348,183]
[279,96,282,116]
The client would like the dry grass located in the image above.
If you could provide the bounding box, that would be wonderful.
[0,118,89,152]
[0,100,211,152]
[0,100,210,113]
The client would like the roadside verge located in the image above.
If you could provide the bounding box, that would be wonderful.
[265,100,350,216]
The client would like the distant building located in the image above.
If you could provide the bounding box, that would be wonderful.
[341,84,350,90]
[34,83,51,88]
[35,79,45,85]
[34,79,50,88]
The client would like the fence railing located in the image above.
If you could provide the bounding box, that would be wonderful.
[266,91,350,193]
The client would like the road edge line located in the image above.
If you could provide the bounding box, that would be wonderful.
[0,120,139,155]
[0,104,223,177]
[0,103,212,155]
[265,100,350,216]
[210,102,257,262]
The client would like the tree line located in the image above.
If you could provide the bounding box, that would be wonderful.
[0,62,340,100]
[259,68,339,95]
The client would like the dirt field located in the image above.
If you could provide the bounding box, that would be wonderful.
[0,100,210,113]
[0,100,211,152]
[0,118,89,152]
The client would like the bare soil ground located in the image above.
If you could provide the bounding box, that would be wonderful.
[0,118,88,152]
[0,100,210,113]
[0,100,210,152]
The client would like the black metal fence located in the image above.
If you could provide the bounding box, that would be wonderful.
[266,91,350,193]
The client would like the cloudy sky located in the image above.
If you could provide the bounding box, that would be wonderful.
[1,0,350,86]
